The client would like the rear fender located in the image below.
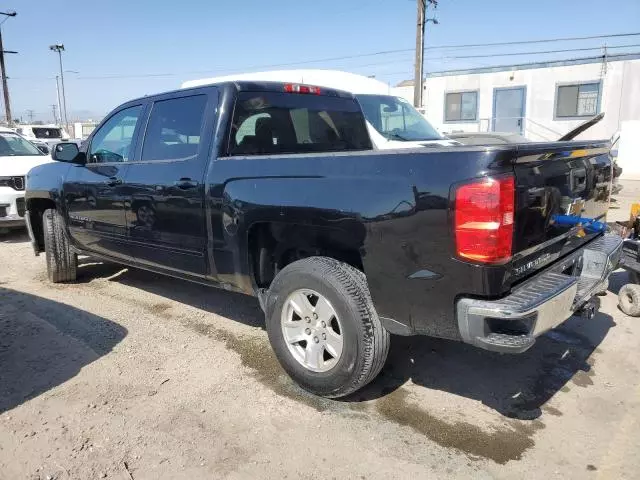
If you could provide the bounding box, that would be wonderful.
[210,176,412,295]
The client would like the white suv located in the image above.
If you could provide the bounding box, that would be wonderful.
[0,127,52,231]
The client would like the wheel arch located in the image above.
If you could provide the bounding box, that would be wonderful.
[245,219,366,292]
[25,197,57,254]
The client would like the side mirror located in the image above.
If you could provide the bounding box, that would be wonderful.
[37,145,50,155]
[53,142,84,164]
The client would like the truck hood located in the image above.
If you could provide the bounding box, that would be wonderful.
[0,155,53,176]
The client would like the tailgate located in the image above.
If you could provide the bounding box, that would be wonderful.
[510,140,612,282]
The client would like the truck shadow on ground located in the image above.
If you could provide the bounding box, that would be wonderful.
[348,306,616,420]
[75,259,617,420]
[76,258,265,328]
[0,287,127,414]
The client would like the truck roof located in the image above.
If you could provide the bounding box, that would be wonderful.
[125,80,356,106]
[181,70,391,95]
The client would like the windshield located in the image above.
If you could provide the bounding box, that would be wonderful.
[356,94,444,142]
[32,127,62,139]
[0,133,44,156]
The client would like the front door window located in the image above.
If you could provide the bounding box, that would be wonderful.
[89,105,143,163]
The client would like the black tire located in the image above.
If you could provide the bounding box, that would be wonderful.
[43,208,77,283]
[265,256,390,398]
[618,283,640,317]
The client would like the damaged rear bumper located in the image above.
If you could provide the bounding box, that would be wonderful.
[456,233,623,353]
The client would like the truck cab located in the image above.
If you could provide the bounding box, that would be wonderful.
[181,69,459,150]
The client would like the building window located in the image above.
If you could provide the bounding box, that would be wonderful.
[444,91,478,122]
[555,82,600,118]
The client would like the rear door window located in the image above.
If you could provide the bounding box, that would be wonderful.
[228,92,371,156]
[141,95,207,161]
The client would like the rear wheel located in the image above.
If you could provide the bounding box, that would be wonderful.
[618,283,640,317]
[43,208,77,283]
[265,256,390,398]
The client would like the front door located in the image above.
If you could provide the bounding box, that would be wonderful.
[64,104,145,259]
[493,87,526,134]
[121,89,216,277]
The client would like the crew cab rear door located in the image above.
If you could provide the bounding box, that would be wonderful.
[119,87,218,277]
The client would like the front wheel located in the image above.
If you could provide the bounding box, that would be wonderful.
[43,208,77,283]
[265,257,390,398]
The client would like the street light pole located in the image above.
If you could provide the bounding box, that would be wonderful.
[50,44,68,131]
[0,11,17,126]
[55,75,62,126]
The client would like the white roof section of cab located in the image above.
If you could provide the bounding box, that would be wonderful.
[18,124,62,129]
[181,69,392,95]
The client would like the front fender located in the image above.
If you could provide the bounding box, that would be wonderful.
[25,162,72,209]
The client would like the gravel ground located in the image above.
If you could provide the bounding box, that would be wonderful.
[1,228,639,479]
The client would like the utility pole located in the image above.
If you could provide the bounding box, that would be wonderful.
[26,109,34,122]
[51,104,58,124]
[49,44,68,131]
[413,0,426,108]
[0,10,17,126]
[413,0,438,108]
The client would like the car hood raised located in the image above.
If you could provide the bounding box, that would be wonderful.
[0,155,53,176]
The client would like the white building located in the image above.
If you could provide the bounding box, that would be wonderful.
[392,53,640,143]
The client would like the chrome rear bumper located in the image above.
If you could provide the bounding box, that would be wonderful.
[456,233,623,353]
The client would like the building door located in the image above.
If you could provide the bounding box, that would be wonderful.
[492,87,526,134]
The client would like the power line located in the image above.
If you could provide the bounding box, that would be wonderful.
[422,31,640,51]
[372,52,640,78]
[295,43,640,71]
[435,43,640,60]
[9,32,640,82]
[76,44,640,80]
[14,32,640,80]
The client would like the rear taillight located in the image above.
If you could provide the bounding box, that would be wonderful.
[284,83,321,95]
[454,176,515,264]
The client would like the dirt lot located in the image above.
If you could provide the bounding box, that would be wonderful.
[1,229,639,479]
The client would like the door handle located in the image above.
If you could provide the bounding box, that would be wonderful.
[173,178,198,189]
[106,177,122,187]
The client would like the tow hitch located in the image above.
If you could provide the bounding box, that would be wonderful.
[578,300,597,320]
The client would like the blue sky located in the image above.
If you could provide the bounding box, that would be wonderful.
[3,0,640,122]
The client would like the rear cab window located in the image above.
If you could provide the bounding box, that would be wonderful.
[228,91,372,156]
[32,127,62,139]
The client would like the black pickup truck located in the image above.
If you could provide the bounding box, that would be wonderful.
[25,81,622,398]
